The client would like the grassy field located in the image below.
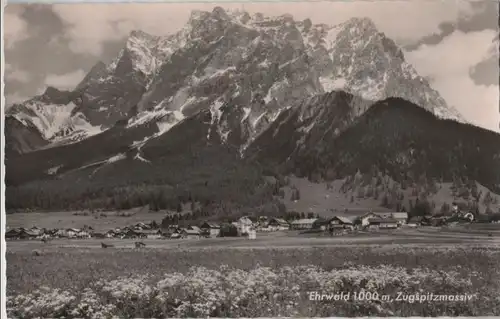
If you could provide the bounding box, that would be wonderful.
[282,176,500,216]
[7,213,500,317]
[7,243,500,317]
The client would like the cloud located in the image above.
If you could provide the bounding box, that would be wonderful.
[44,69,86,90]
[4,9,29,49]
[7,68,30,83]
[51,1,473,55]
[469,33,499,86]
[5,92,31,107]
[406,30,499,133]
[5,63,13,73]
[404,0,498,51]
[4,87,45,108]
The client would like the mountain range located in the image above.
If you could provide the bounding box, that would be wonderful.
[5,7,500,215]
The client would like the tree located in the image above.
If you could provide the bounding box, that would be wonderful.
[381,194,390,208]
[278,189,285,199]
[295,189,301,200]
[485,205,493,215]
[410,199,432,217]
[176,202,183,213]
[357,187,365,199]
[483,192,493,206]
[440,203,451,215]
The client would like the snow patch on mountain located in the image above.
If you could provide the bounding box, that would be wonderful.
[320,77,347,93]
[134,153,150,163]
[207,99,226,140]
[157,111,185,135]
[107,153,127,164]
[47,165,62,176]
[12,102,76,140]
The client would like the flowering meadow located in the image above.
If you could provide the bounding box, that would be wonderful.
[7,246,500,318]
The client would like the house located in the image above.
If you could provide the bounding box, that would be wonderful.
[391,212,408,225]
[200,222,220,237]
[257,216,269,227]
[267,218,289,231]
[181,229,201,239]
[105,230,117,238]
[55,229,69,238]
[290,218,318,230]
[357,212,379,227]
[7,228,39,240]
[234,216,254,234]
[76,230,91,239]
[66,228,81,238]
[312,218,329,231]
[45,229,59,237]
[367,218,399,229]
[136,229,162,239]
[167,225,181,233]
[134,222,150,231]
[120,229,141,239]
[188,226,202,233]
[407,216,424,227]
[28,226,43,234]
[5,228,22,240]
[328,216,354,232]
[170,232,182,239]
[373,212,393,219]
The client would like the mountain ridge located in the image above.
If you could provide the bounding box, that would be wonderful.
[5,8,467,155]
[6,7,499,215]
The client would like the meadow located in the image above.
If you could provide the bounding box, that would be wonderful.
[6,245,500,318]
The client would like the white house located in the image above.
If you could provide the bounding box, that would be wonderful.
[358,213,379,227]
[328,216,354,231]
[235,216,254,234]
[290,218,318,230]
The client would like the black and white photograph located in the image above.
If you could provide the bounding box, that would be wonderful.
[2,0,500,317]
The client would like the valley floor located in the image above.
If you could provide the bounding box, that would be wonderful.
[7,219,500,317]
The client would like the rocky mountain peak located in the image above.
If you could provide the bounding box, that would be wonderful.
[6,7,468,156]
[341,17,378,35]
[211,6,231,20]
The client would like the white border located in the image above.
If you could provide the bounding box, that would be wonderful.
[1,0,6,317]
[0,1,498,318]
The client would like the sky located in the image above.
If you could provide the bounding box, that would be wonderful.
[3,0,500,132]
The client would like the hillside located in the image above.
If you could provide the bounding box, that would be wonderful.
[6,95,500,217]
[281,97,500,194]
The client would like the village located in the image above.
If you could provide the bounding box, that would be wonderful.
[6,203,500,242]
